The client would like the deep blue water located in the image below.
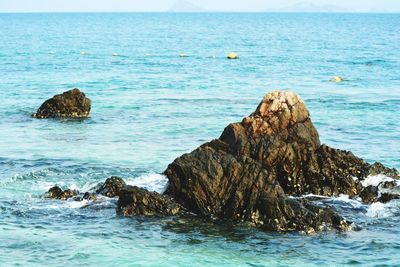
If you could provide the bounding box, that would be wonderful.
[0,13,399,266]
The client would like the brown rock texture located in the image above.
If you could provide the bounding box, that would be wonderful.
[117,186,184,216]
[95,176,126,198]
[32,88,91,119]
[163,91,398,232]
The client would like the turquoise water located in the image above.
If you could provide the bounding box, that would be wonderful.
[0,13,399,266]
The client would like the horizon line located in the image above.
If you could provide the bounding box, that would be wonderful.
[0,11,399,14]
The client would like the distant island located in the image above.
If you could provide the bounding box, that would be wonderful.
[165,0,395,13]
[168,0,205,12]
[267,1,348,13]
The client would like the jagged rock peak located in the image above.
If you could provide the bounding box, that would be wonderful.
[243,91,311,134]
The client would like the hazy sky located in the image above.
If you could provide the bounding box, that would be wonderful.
[1,0,400,13]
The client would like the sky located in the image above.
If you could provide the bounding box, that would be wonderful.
[0,0,399,13]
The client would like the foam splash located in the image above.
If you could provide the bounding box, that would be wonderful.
[366,202,390,218]
[361,174,396,187]
[300,193,364,209]
[125,173,168,194]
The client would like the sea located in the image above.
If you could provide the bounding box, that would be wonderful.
[0,13,399,266]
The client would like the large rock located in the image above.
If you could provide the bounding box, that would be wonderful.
[164,139,350,231]
[32,88,91,119]
[219,91,367,197]
[162,91,398,232]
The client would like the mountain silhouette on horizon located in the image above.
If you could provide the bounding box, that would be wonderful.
[267,1,349,12]
[168,0,205,12]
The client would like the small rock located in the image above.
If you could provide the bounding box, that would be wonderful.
[95,176,126,197]
[360,186,379,204]
[44,186,63,199]
[117,185,184,216]
[44,186,78,200]
[32,88,91,119]
[381,180,397,189]
[369,162,399,179]
[378,193,400,203]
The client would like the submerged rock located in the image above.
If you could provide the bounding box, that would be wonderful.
[162,90,398,232]
[117,186,184,216]
[32,88,91,119]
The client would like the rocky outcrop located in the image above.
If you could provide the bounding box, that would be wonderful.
[162,91,398,232]
[32,88,91,119]
[117,186,184,216]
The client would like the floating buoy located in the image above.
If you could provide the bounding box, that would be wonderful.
[48,51,55,54]
[112,53,119,57]
[330,76,344,83]
[227,52,238,59]
[80,51,86,55]
[145,53,152,56]
[179,53,188,57]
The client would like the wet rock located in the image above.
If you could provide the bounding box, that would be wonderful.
[44,186,63,199]
[164,139,350,232]
[117,186,184,216]
[32,88,91,119]
[360,186,379,204]
[163,90,396,232]
[368,162,399,179]
[378,193,400,203]
[43,176,125,202]
[95,176,126,197]
[44,186,78,200]
[381,180,397,189]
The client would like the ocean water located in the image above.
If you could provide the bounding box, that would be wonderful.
[0,12,399,266]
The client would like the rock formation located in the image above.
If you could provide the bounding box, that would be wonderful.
[43,91,399,233]
[161,91,398,231]
[32,88,91,119]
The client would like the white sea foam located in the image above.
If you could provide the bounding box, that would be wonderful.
[65,199,89,209]
[365,200,400,218]
[300,193,364,208]
[125,173,168,194]
[361,174,396,187]
[366,202,389,218]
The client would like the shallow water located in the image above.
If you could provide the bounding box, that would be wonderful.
[0,13,399,266]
